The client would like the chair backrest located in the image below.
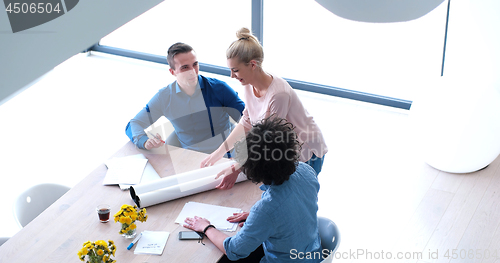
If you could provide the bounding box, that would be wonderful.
[0,237,9,246]
[318,216,341,263]
[14,183,70,228]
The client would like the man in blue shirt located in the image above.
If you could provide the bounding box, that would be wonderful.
[125,43,245,153]
[184,116,323,262]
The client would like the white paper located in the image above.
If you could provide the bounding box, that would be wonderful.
[134,231,170,255]
[132,161,236,194]
[103,155,148,185]
[143,116,173,155]
[118,154,161,190]
[175,201,242,232]
[130,161,248,207]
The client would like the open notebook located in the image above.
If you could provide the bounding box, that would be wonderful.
[134,231,170,255]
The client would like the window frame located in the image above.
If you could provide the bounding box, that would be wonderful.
[86,0,452,110]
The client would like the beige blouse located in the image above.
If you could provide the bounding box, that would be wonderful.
[239,75,328,162]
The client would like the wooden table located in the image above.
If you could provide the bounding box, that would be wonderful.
[0,142,262,263]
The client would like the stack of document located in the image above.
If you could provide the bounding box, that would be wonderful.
[174,201,242,232]
[103,154,160,190]
[134,231,170,255]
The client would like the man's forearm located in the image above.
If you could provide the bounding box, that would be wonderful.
[205,227,229,254]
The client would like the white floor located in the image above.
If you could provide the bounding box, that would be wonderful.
[2,52,499,263]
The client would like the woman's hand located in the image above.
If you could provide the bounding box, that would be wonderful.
[200,148,225,168]
[227,212,249,227]
[184,216,211,233]
[215,165,240,190]
[144,133,165,150]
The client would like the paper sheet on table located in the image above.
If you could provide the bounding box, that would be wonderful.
[103,155,148,185]
[143,116,173,155]
[175,201,242,231]
[134,231,170,255]
[130,161,248,208]
[116,154,161,190]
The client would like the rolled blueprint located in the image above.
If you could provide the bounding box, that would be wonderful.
[130,161,247,207]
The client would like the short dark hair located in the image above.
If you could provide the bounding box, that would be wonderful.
[234,115,302,185]
[167,42,194,70]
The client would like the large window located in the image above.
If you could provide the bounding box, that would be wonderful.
[100,0,252,68]
[98,0,450,106]
[263,0,448,100]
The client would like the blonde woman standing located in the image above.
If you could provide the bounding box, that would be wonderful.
[201,27,328,190]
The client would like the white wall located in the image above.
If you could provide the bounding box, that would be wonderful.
[0,0,164,106]
[444,0,500,80]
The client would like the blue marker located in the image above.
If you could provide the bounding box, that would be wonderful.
[127,232,143,250]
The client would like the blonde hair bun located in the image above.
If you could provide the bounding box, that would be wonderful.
[236,27,254,41]
[227,27,264,66]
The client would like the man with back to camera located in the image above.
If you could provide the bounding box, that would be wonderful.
[125,42,245,153]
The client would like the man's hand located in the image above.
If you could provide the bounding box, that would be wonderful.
[144,133,165,150]
[227,212,249,227]
[215,165,240,190]
[184,216,211,232]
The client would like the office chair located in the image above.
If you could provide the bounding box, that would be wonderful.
[0,236,9,246]
[318,216,341,263]
[13,183,70,228]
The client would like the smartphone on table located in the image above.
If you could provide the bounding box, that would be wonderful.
[178,231,203,240]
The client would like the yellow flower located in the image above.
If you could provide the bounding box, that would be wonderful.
[79,239,116,262]
[129,223,136,230]
[115,204,147,234]
[95,240,107,247]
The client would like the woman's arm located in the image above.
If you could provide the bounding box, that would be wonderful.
[200,122,248,167]
[184,216,228,254]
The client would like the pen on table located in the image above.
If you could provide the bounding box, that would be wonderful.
[127,232,143,250]
[147,131,165,144]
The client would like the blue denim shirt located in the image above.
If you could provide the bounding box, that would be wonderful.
[223,162,322,262]
[126,75,245,153]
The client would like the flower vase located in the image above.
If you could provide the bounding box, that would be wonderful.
[120,223,137,239]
